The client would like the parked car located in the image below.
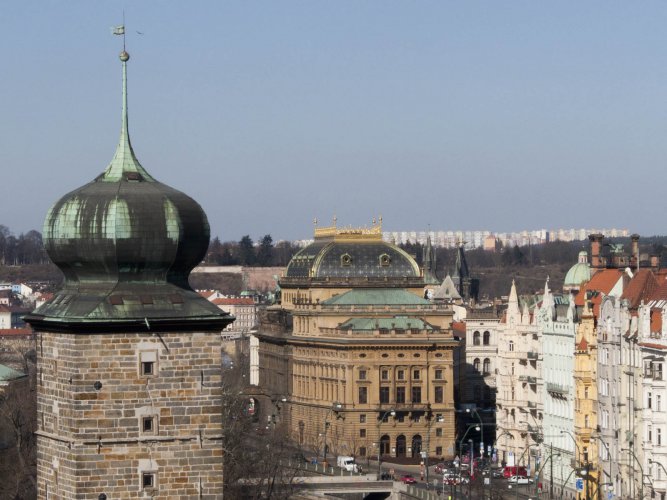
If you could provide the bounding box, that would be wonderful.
[400,474,417,484]
[434,463,446,475]
[492,467,505,478]
[508,475,533,485]
[443,474,459,486]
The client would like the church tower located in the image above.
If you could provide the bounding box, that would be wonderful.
[26,47,233,498]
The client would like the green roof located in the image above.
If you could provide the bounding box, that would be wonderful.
[339,317,435,331]
[322,288,429,306]
[0,364,26,383]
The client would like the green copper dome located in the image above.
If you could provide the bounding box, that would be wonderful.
[26,51,232,333]
[564,251,591,289]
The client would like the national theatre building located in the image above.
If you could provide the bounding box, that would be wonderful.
[255,222,459,465]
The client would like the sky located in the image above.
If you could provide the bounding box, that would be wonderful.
[3,2,667,242]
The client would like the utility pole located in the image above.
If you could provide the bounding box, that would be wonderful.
[550,442,554,500]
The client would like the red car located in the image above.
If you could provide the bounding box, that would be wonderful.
[400,474,417,484]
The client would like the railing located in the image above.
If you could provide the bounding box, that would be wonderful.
[546,382,568,395]
[519,375,537,384]
[527,352,538,360]
[527,401,537,408]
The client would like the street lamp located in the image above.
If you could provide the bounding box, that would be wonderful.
[533,443,560,500]
[323,401,343,467]
[376,408,396,476]
[456,423,480,498]
[492,429,513,465]
[467,408,485,459]
[559,430,581,464]
[649,458,667,477]
[595,435,612,486]
[622,448,644,500]
[514,443,539,500]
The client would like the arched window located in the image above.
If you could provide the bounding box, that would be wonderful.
[473,331,481,346]
[483,358,491,374]
[509,341,514,352]
[473,358,481,372]
[483,331,490,345]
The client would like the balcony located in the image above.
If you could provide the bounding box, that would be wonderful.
[527,401,537,409]
[519,375,537,384]
[547,382,568,395]
[525,423,538,433]
[377,403,430,413]
[527,352,539,360]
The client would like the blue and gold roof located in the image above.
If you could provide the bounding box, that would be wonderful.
[286,222,421,280]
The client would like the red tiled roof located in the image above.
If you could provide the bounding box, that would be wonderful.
[212,298,255,306]
[650,275,667,302]
[621,269,659,309]
[575,269,625,315]
[452,321,466,335]
[0,305,10,313]
[577,337,588,351]
[0,328,33,336]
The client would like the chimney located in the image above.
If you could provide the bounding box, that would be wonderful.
[650,255,659,269]
[589,233,604,269]
[631,234,640,269]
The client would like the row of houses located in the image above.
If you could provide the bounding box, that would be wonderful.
[462,236,666,499]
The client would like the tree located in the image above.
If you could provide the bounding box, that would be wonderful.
[272,241,300,267]
[256,235,274,266]
[0,335,37,500]
[238,236,256,266]
[221,354,299,498]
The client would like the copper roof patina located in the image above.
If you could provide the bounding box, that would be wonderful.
[25,50,232,333]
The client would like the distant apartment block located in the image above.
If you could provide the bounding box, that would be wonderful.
[380,227,629,249]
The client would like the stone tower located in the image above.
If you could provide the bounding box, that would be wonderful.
[25,47,233,499]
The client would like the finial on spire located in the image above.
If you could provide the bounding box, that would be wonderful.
[102,21,154,182]
[333,215,337,227]
[313,217,318,226]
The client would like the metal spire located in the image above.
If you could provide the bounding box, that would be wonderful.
[102,26,154,182]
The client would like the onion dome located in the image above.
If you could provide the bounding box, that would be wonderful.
[25,50,232,333]
[563,251,591,292]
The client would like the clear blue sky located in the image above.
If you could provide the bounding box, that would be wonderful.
[3,2,667,241]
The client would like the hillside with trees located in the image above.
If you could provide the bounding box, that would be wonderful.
[2,223,666,300]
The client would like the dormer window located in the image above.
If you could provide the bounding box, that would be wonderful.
[341,253,352,266]
[379,254,391,266]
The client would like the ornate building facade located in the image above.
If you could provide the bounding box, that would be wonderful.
[25,48,232,498]
[495,281,543,470]
[256,223,459,466]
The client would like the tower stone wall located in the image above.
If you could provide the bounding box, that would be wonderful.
[36,330,223,499]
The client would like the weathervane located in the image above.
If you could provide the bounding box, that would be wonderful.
[111,12,126,51]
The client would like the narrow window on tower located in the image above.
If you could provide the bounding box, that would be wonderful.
[139,350,158,377]
[142,472,155,489]
[142,416,156,435]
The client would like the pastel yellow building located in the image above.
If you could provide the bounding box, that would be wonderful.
[256,221,459,468]
[573,301,599,499]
